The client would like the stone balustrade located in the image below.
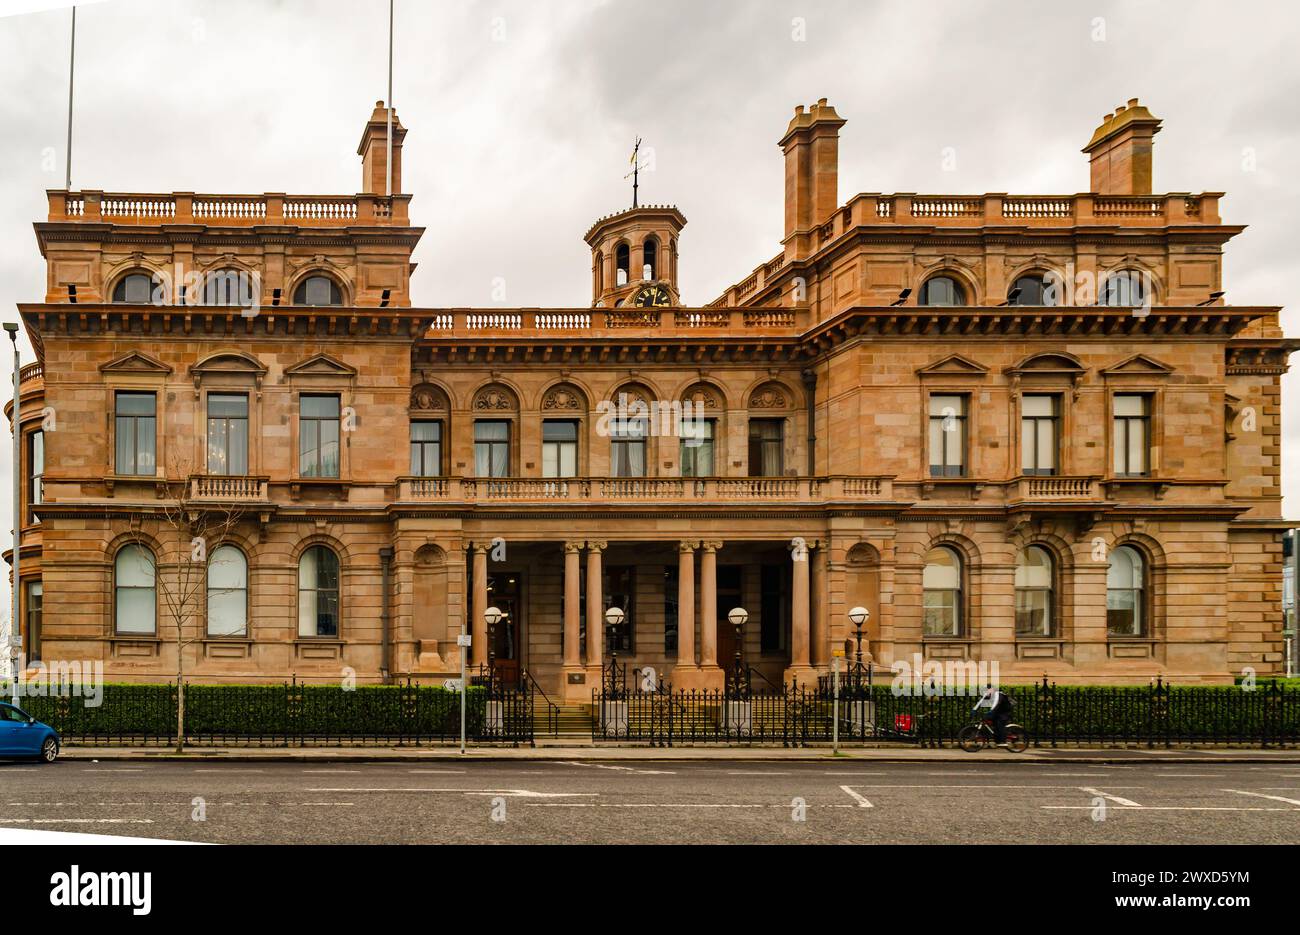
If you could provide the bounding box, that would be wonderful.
[47,190,411,227]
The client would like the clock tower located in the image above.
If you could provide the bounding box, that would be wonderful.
[583,204,687,307]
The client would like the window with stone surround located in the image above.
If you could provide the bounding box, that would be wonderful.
[1020,395,1059,476]
[114,544,157,636]
[923,546,963,637]
[928,394,967,477]
[110,271,158,304]
[298,545,340,638]
[1112,394,1151,477]
[410,420,443,476]
[293,274,343,307]
[207,393,249,475]
[1107,545,1146,637]
[680,417,715,477]
[542,420,578,478]
[27,430,43,524]
[748,419,784,477]
[299,394,341,478]
[114,391,157,476]
[474,420,511,477]
[919,275,966,306]
[1009,271,1062,306]
[1015,545,1055,637]
[207,544,248,637]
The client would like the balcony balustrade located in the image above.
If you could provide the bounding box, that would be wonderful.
[396,475,895,504]
[188,475,270,502]
[48,190,410,227]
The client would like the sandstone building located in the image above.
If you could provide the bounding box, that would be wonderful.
[7,97,1296,695]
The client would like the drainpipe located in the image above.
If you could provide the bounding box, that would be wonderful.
[379,547,393,684]
[801,368,817,476]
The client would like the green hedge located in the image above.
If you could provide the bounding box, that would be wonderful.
[6,681,493,744]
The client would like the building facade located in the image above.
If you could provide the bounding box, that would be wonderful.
[7,97,1297,696]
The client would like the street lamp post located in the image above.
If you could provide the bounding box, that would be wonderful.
[848,606,870,688]
[483,606,503,691]
[4,322,18,708]
[603,605,625,696]
[727,606,748,697]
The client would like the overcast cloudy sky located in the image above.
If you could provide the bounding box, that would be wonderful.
[0,0,1297,620]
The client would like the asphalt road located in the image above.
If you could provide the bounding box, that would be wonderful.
[4,759,1300,844]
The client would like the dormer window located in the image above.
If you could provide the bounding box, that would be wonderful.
[919,275,965,307]
[1009,272,1061,306]
[293,275,343,307]
[1100,269,1149,307]
[111,272,158,304]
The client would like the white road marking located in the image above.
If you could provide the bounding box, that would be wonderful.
[1079,786,1143,807]
[839,786,874,808]
[525,803,860,809]
[193,768,265,773]
[727,771,792,776]
[301,770,361,774]
[0,818,155,824]
[1223,788,1300,806]
[81,768,145,772]
[305,787,598,798]
[561,761,675,776]
[406,769,466,774]
[822,771,888,776]
[1044,806,1293,812]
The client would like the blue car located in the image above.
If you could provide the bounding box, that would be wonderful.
[0,702,60,763]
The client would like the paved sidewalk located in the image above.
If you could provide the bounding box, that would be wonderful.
[53,744,1300,764]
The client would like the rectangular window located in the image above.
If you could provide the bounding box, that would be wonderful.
[1020,394,1059,476]
[680,418,715,477]
[207,393,249,475]
[542,420,579,478]
[748,419,784,477]
[114,391,157,476]
[474,420,511,477]
[25,580,42,663]
[611,419,647,478]
[928,394,967,477]
[1113,394,1150,477]
[604,566,635,653]
[27,430,43,524]
[410,420,443,476]
[760,564,789,653]
[299,395,341,478]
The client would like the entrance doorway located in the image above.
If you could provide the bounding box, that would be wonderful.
[487,572,524,686]
[714,565,743,671]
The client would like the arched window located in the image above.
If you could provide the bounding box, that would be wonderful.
[292,274,343,307]
[1009,272,1061,306]
[615,243,630,287]
[1015,546,1054,637]
[201,268,258,307]
[919,275,966,307]
[1107,545,1146,636]
[207,545,248,637]
[1100,269,1149,307]
[111,272,158,304]
[922,546,963,637]
[299,546,340,637]
[114,544,156,635]
[642,238,658,281]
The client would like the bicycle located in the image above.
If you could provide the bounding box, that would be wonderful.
[957,717,1030,753]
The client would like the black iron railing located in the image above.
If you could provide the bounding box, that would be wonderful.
[592,677,1300,748]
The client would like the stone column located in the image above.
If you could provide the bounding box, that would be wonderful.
[699,541,720,667]
[785,537,815,685]
[676,541,697,671]
[563,542,582,667]
[471,544,488,668]
[585,541,605,670]
[811,540,828,667]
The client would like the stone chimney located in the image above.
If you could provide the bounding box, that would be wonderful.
[357,100,407,195]
[1083,98,1162,195]
[780,98,845,252]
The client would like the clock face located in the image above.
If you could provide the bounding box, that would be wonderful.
[632,284,672,308]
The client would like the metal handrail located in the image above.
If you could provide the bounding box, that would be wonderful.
[522,668,559,737]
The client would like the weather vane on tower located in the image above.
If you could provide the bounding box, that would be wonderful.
[625,136,645,208]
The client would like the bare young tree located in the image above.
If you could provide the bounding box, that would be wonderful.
[119,451,247,752]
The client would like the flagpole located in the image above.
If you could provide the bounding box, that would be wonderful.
[385,0,393,198]
[65,5,76,190]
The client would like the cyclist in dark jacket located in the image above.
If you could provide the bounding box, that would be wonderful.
[972,684,1013,746]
